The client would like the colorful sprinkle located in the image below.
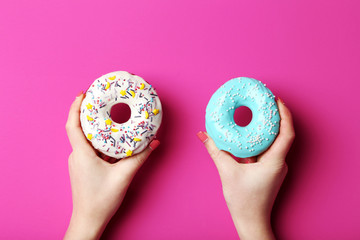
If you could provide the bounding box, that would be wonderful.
[105,82,110,90]
[87,134,93,140]
[105,119,112,125]
[152,109,159,115]
[120,90,126,96]
[140,83,145,90]
[133,138,142,142]
[126,150,133,156]
[130,90,135,98]
[87,115,94,121]
[111,128,119,132]
[145,111,149,119]
[109,76,116,80]
[86,103,93,110]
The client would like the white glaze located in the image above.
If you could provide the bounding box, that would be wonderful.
[80,71,162,159]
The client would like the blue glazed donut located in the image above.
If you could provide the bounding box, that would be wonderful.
[205,77,280,158]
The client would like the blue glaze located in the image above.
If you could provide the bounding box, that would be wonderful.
[205,77,280,158]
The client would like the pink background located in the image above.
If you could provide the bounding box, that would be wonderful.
[1,0,359,239]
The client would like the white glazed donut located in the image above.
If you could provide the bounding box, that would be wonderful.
[80,71,162,159]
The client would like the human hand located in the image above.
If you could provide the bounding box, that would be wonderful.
[197,98,295,240]
[64,92,160,240]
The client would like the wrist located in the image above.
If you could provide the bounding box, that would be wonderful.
[64,212,107,240]
[231,213,275,240]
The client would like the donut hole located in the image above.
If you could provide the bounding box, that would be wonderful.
[110,103,131,124]
[234,106,252,127]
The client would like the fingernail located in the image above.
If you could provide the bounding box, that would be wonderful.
[76,91,83,97]
[238,157,256,164]
[196,131,208,143]
[149,140,160,150]
[276,97,285,105]
[244,159,252,164]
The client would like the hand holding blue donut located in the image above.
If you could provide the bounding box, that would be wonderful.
[198,97,295,239]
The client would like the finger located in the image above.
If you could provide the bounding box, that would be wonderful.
[197,131,237,172]
[260,98,295,163]
[115,140,160,177]
[237,157,257,164]
[65,93,95,153]
[99,153,118,163]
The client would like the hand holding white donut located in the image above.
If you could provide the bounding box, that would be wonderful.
[65,93,160,240]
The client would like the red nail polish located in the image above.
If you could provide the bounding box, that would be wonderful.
[196,131,208,143]
[149,140,160,150]
[239,157,256,164]
[276,97,285,105]
[76,91,83,97]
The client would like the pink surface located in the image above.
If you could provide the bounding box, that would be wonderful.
[1,0,359,239]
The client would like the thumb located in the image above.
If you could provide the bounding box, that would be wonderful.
[259,98,295,164]
[197,131,237,174]
[114,140,160,178]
